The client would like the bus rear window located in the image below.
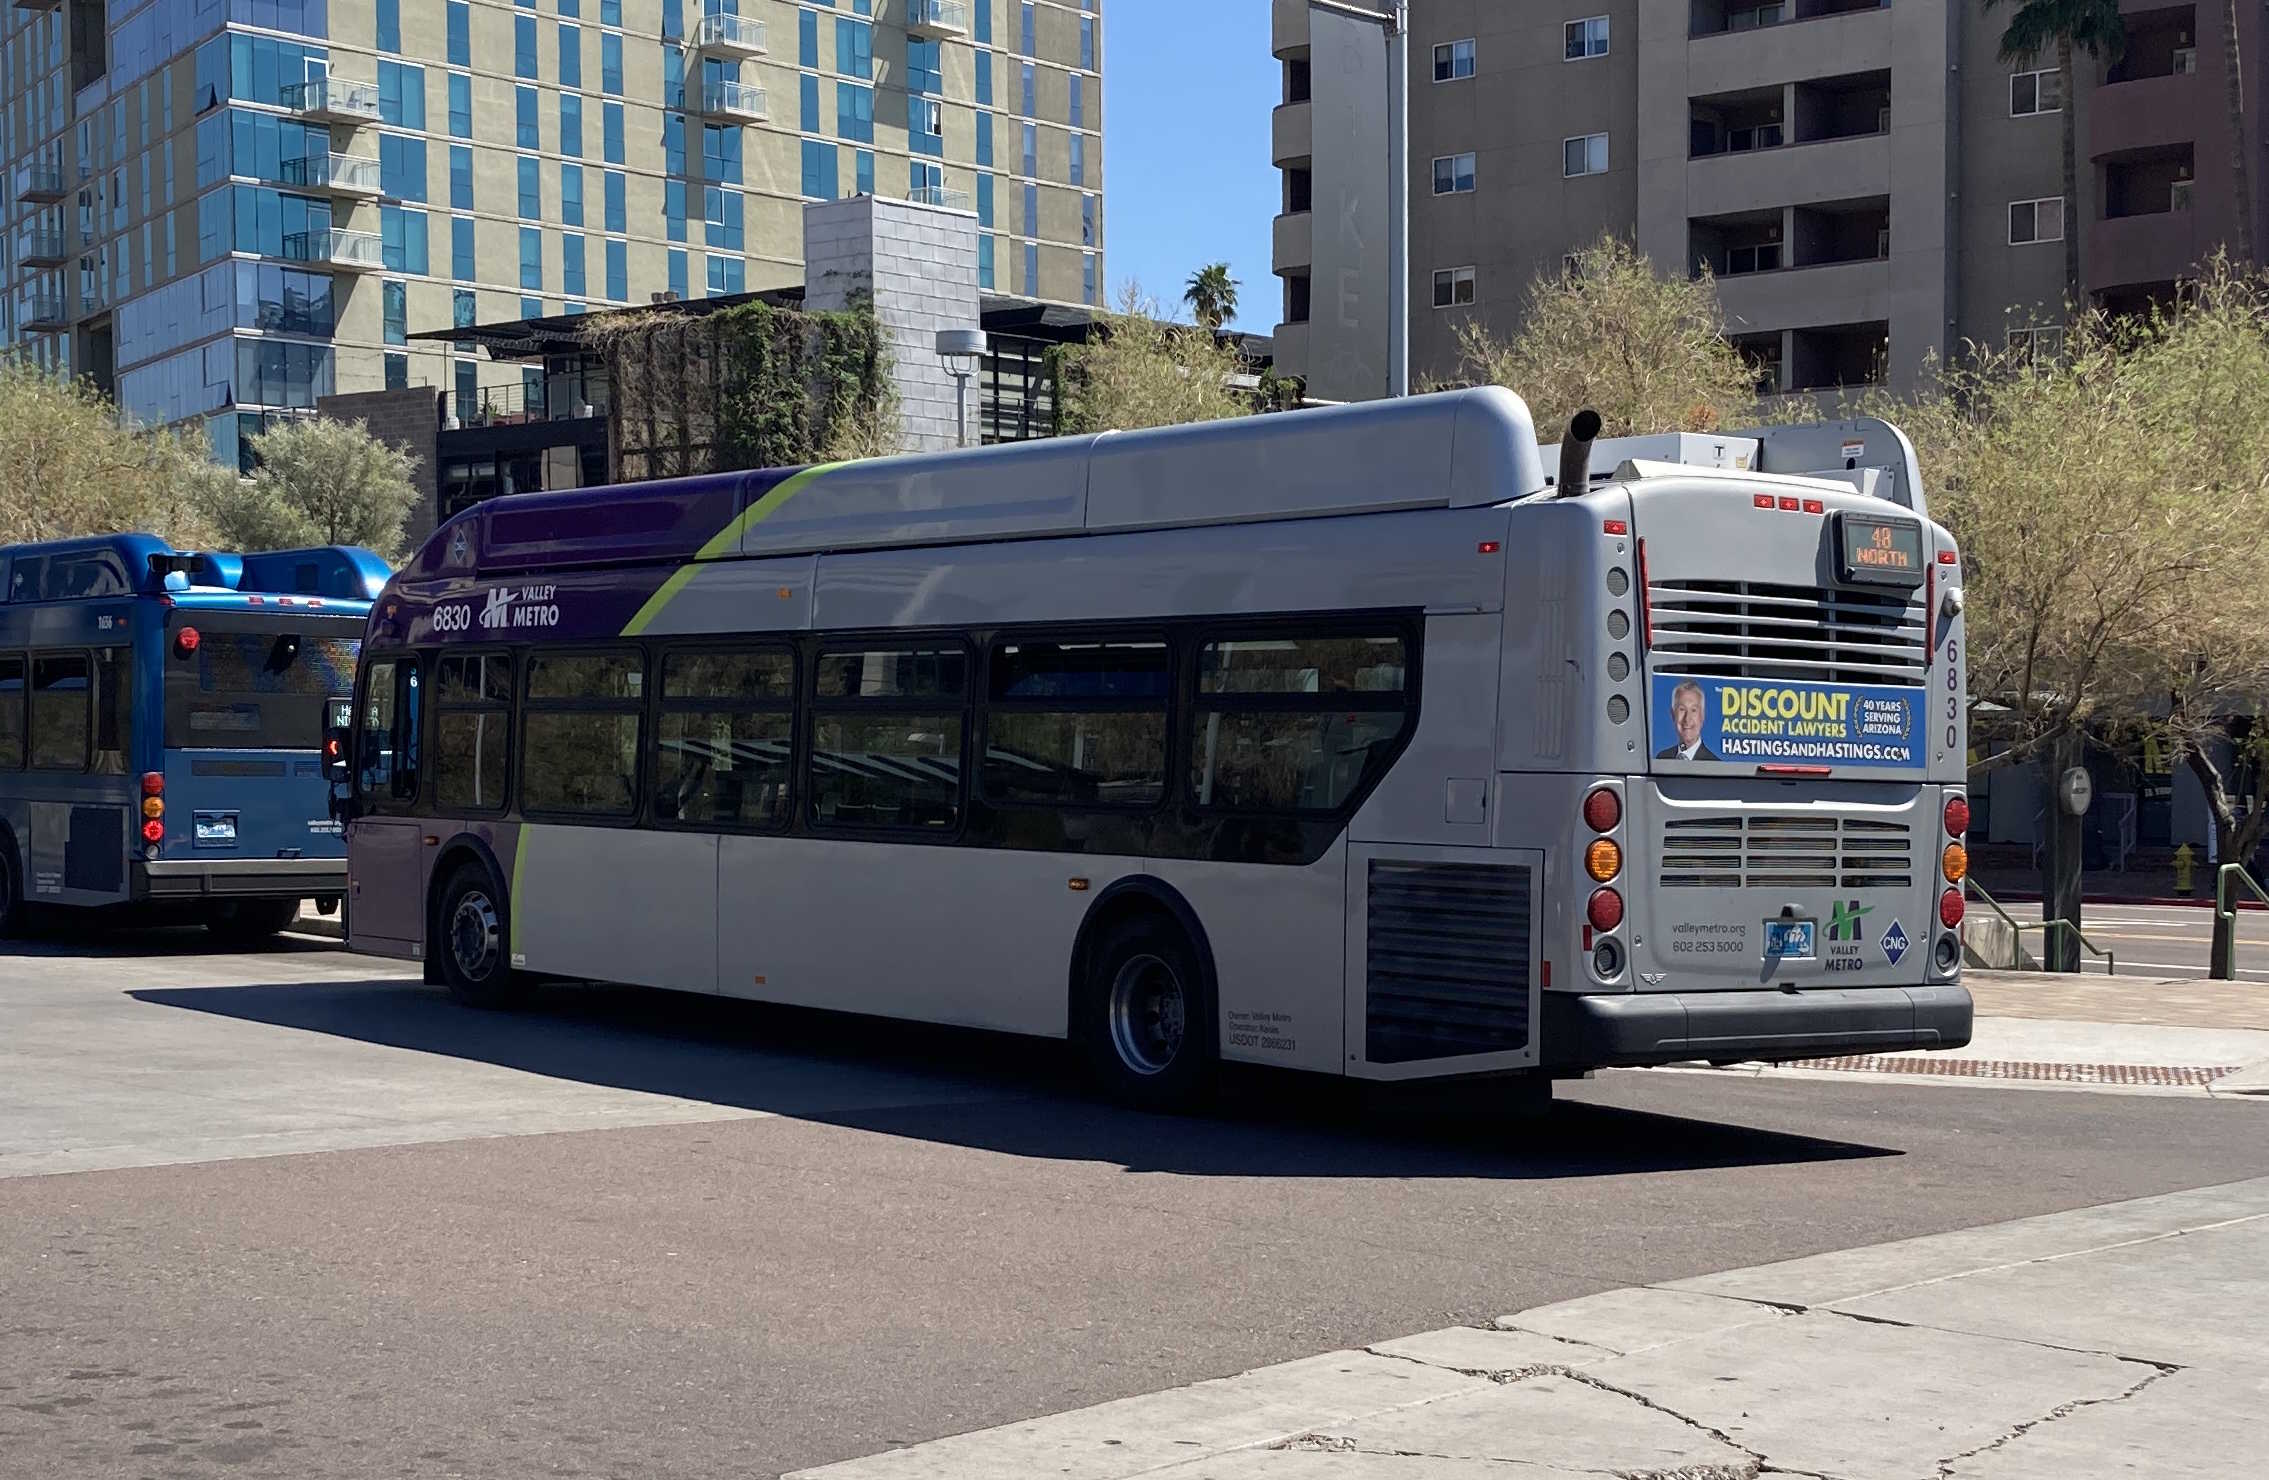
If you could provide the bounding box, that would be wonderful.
[165,621,362,750]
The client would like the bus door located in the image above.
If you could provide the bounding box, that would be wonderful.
[347,656,425,957]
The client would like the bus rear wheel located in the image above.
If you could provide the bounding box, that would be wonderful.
[204,899,301,943]
[1078,916,1215,1111]
[435,863,528,1009]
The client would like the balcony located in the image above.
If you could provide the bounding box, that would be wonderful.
[907,184,972,211]
[906,0,970,41]
[278,150,382,197]
[281,226,385,271]
[698,79,766,122]
[691,11,767,58]
[1271,99,1312,167]
[1686,2,1891,98]
[20,294,68,331]
[1689,131,1889,215]
[2089,207,2207,293]
[1714,257,1892,334]
[280,76,382,124]
[2090,71,2203,160]
[1271,0,1310,55]
[443,380,610,430]
[13,160,66,202]
[16,226,66,266]
[1272,210,1311,272]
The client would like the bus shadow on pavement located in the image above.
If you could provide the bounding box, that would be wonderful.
[3,920,342,958]
[127,977,1900,1180]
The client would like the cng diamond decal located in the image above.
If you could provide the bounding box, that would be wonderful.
[1880,918,1910,965]
[1829,899,1873,943]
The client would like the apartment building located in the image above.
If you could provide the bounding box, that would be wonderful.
[1271,0,2259,397]
[2,0,1104,468]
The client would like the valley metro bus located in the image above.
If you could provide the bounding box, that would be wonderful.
[1,535,384,937]
[338,387,1972,1107]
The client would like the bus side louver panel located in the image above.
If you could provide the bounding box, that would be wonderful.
[1365,859,1532,1064]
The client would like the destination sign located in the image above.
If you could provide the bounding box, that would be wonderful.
[1837,512,1925,588]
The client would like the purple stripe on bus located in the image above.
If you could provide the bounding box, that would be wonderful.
[401,467,809,582]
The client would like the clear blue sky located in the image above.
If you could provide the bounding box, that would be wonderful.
[1102,1,1276,328]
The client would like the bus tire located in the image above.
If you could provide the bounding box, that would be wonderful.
[204,899,301,942]
[0,834,28,939]
[1077,915,1215,1111]
[435,863,528,1010]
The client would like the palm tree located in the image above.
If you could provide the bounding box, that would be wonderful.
[1183,263,1240,332]
[1982,0,2126,306]
[2219,0,2255,266]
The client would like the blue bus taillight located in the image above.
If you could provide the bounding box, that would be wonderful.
[174,625,201,657]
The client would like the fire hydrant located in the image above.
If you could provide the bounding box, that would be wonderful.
[2174,843,2196,898]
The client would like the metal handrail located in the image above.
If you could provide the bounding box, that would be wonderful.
[1962,877,2115,974]
[2033,918,2115,977]
[2212,864,2268,980]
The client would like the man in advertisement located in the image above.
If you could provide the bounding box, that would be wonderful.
[1656,679,1719,762]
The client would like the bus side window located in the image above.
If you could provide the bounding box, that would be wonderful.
[93,647,131,775]
[0,654,24,770]
[357,659,400,801]
[30,653,91,773]
[396,662,422,803]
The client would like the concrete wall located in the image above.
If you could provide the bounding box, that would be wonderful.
[803,195,984,454]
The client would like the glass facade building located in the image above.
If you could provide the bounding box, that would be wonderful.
[3,0,1104,468]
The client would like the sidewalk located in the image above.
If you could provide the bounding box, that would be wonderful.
[789,1177,2269,1479]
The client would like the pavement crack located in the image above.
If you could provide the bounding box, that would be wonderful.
[1931,1364,2177,1478]
[1484,1320,1627,1358]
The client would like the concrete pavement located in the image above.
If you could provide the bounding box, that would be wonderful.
[791,1178,2269,1479]
[11,930,2269,1476]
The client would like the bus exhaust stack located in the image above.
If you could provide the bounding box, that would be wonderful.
[1555,409,1603,497]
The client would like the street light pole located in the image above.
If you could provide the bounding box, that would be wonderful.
[935,328,987,449]
[1310,0,1410,398]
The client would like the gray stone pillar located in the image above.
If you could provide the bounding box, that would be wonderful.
[803,194,983,455]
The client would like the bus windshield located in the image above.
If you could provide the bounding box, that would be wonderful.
[165,613,362,750]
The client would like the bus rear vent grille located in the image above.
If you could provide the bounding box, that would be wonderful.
[1365,859,1532,1064]
[1659,816,1913,890]
[1648,579,1926,687]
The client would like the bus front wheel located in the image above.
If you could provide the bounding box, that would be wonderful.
[1077,915,1215,1111]
[435,863,529,1010]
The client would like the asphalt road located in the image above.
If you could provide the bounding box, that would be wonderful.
[2063,901,2269,978]
[6,928,2269,1480]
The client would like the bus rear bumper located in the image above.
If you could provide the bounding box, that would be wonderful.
[134,858,347,902]
[1542,984,1973,1069]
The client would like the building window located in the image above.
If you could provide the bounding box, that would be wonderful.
[2008,324,2065,363]
[516,86,540,148]
[1565,17,1609,60]
[2010,68,2061,116]
[1563,133,1609,177]
[1724,242,1782,275]
[558,23,581,88]
[384,352,409,390]
[1021,62,1036,116]
[1285,166,1312,213]
[1024,241,1040,294]
[1431,152,1476,194]
[2008,196,2065,244]
[1022,122,1038,176]
[446,0,470,65]
[514,15,537,78]
[1285,56,1310,103]
[1433,39,1476,82]
[1285,271,1310,324]
[1431,266,1475,308]
[518,157,542,218]
[383,279,407,344]
[520,225,543,289]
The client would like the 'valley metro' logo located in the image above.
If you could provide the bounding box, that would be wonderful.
[478,587,519,629]
[1829,899,1874,943]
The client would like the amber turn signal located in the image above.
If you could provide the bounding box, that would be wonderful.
[1941,842,1968,883]
[1585,838,1622,883]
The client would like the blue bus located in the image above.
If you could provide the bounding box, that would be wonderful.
[0,534,386,939]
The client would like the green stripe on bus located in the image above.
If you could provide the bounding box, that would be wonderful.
[509,823,533,963]
[618,462,845,637]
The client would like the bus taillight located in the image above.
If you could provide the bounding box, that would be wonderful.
[140,772,164,797]
[140,819,164,845]
[1944,794,1970,836]
[1939,888,1965,929]
[173,626,200,657]
[1582,787,1621,833]
[1587,888,1624,933]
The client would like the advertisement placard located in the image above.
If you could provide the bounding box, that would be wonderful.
[1650,675,1924,769]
